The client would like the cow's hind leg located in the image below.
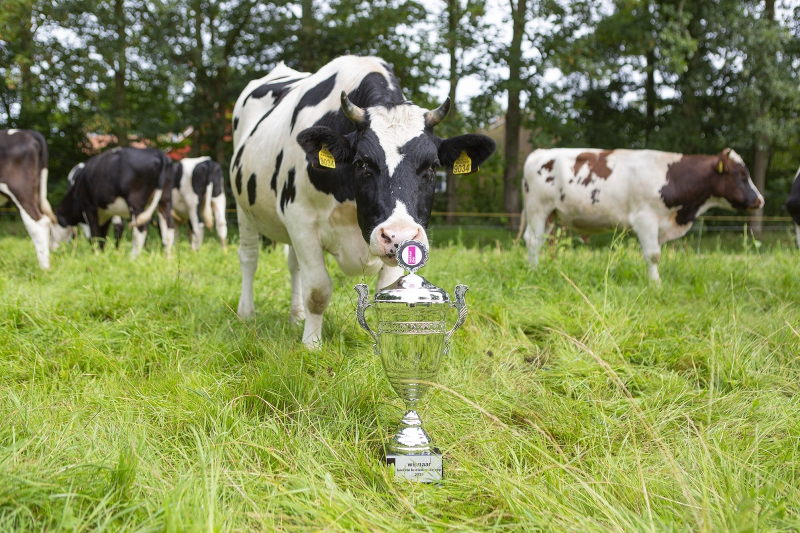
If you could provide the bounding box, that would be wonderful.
[795,224,800,249]
[237,204,259,317]
[631,217,662,283]
[524,210,552,268]
[287,245,305,323]
[157,210,175,259]
[112,216,124,248]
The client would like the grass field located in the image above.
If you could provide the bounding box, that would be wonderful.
[2,217,800,532]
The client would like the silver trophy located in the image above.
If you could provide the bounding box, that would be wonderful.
[355,240,468,482]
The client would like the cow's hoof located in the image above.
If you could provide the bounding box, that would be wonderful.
[289,310,306,324]
[237,302,255,318]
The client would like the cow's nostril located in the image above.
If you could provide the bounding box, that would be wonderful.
[381,232,391,244]
[394,244,399,248]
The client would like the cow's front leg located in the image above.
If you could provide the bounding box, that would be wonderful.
[112,216,124,248]
[632,218,662,284]
[237,205,259,317]
[188,199,203,251]
[83,209,106,254]
[286,245,305,323]
[293,242,332,348]
[377,264,403,289]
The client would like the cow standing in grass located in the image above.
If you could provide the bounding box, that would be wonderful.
[786,166,800,249]
[51,147,175,259]
[231,56,496,346]
[521,148,764,282]
[169,157,228,250]
[0,129,55,269]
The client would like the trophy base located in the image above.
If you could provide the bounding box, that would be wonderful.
[385,449,442,483]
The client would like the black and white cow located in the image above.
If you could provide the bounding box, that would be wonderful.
[232,56,496,346]
[786,166,800,248]
[169,156,228,250]
[0,129,55,268]
[51,147,175,258]
[522,148,764,282]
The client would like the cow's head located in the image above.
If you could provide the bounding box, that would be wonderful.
[711,149,764,211]
[297,92,496,264]
[50,163,84,249]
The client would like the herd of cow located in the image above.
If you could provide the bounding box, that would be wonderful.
[2,55,800,346]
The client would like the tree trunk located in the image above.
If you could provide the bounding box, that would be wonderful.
[502,0,526,229]
[113,0,128,146]
[298,0,316,72]
[644,48,656,146]
[751,0,775,234]
[445,0,459,225]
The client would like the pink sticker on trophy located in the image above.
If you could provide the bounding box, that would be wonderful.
[396,240,428,272]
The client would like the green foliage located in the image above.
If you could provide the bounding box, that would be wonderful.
[2,220,800,530]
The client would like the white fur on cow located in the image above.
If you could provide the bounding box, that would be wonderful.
[169,156,228,251]
[0,129,54,269]
[231,56,496,346]
[522,147,764,282]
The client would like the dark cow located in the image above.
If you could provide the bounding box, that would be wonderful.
[231,56,496,346]
[168,156,228,250]
[522,148,764,282]
[51,147,174,258]
[0,129,55,268]
[787,166,800,248]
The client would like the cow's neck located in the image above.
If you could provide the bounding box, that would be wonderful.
[661,156,717,226]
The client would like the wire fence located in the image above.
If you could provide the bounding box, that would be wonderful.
[1,207,795,233]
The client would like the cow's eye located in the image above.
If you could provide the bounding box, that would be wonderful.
[354,159,366,169]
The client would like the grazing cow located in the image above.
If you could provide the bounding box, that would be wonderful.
[232,56,496,346]
[522,148,764,282]
[169,156,228,250]
[0,129,55,269]
[786,166,800,248]
[51,147,175,258]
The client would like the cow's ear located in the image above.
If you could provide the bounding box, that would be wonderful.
[438,134,497,174]
[716,148,732,174]
[297,127,354,168]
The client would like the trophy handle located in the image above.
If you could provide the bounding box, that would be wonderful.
[445,284,469,345]
[354,284,378,349]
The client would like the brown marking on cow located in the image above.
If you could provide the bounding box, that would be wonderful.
[573,150,613,186]
[660,149,761,225]
[541,159,555,172]
[545,176,555,183]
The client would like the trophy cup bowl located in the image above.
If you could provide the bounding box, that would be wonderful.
[355,240,468,482]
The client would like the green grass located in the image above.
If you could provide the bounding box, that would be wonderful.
[1,217,800,532]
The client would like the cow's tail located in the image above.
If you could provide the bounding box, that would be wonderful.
[31,131,56,223]
[203,182,214,230]
[513,205,526,246]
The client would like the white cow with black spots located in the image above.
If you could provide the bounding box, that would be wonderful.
[231,56,496,346]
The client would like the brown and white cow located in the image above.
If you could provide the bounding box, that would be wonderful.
[522,148,764,282]
[0,129,55,269]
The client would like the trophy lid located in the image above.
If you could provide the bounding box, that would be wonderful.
[374,241,450,304]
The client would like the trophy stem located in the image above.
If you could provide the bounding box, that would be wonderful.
[388,409,433,455]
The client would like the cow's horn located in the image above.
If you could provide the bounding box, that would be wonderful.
[341,91,365,125]
[425,97,451,128]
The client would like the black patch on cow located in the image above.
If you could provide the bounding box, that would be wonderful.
[242,79,296,107]
[270,150,283,193]
[235,167,243,196]
[786,170,800,225]
[247,172,257,205]
[233,116,239,131]
[590,189,600,204]
[559,189,565,202]
[233,144,245,170]
[172,162,183,189]
[291,73,337,131]
[280,168,296,213]
[523,180,529,193]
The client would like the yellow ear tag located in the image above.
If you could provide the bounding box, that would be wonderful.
[716,161,724,174]
[452,151,472,174]
[318,144,336,169]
